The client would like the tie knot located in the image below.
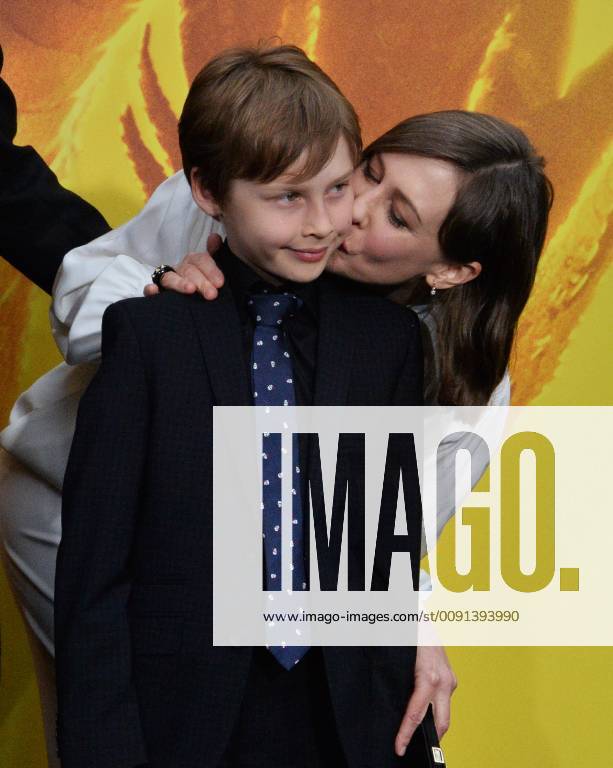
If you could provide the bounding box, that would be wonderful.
[247,293,302,328]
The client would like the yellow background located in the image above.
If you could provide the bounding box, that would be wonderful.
[0,0,612,765]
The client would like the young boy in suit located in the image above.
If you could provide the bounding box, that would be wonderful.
[54,44,423,768]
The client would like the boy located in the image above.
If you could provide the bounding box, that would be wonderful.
[54,45,423,768]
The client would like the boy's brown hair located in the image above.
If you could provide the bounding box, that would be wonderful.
[178,44,362,203]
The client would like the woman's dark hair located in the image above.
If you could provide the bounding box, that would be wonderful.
[363,110,554,405]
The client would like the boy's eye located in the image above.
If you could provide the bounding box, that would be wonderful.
[330,182,349,194]
[279,191,300,202]
[387,207,408,230]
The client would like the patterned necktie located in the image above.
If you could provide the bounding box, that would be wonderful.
[248,292,309,669]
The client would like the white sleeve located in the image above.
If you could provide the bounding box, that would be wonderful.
[51,171,225,364]
[421,371,511,571]
[488,369,511,406]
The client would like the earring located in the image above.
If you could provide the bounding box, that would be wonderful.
[430,282,437,297]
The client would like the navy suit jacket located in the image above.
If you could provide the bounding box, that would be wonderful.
[55,276,423,768]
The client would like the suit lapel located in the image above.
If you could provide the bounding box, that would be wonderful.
[189,277,356,406]
[314,279,355,405]
[189,287,251,406]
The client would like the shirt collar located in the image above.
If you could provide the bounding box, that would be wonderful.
[215,239,319,316]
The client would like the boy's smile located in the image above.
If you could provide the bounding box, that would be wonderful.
[286,245,329,264]
[193,136,355,284]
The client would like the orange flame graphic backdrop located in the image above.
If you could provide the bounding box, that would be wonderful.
[0,1,611,765]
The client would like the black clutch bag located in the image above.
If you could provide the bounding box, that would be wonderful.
[404,704,447,766]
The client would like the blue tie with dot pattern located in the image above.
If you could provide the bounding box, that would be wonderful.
[248,292,309,669]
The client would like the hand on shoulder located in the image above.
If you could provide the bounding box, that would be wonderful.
[144,233,225,299]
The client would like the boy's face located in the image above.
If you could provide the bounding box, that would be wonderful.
[195,136,355,283]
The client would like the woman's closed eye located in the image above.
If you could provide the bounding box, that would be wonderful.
[361,160,409,229]
[363,162,380,184]
[387,206,409,230]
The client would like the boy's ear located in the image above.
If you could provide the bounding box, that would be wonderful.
[425,260,482,290]
[190,168,222,220]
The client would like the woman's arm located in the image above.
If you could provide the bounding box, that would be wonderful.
[422,371,510,557]
[51,171,223,363]
[398,367,509,751]
[417,373,510,615]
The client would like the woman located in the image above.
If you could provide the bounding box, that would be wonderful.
[150,110,551,410]
[0,109,552,763]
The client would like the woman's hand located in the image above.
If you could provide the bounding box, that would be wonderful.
[144,233,225,299]
[394,644,458,756]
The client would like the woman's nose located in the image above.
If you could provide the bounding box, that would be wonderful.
[351,186,376,227]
